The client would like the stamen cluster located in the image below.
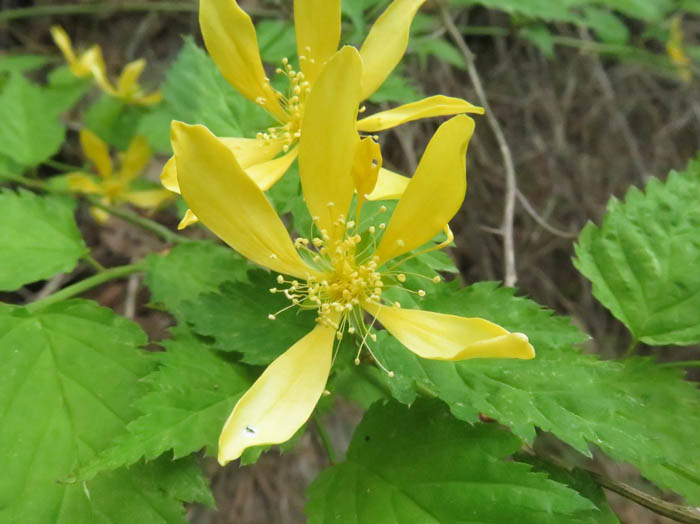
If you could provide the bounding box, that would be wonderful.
[255,56,311,151]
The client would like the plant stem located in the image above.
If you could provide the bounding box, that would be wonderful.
[312,414,338,466]
[659,361,700,369]
[585,469,700,524]
[85,196,191,245]
[624,338,639,358]
[0,2,196,21]
[83,253,106,272]
[1,172,189,245]
[26,262,144,312]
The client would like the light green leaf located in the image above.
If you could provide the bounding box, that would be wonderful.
[0,54,48,73]
[368,67,421,104]
[77,326,253,481]
[84,95,145,151]
[307,400,598,523]
[0,72,65,166]
[521,24,555,56]
[582,7,629,44]
[0,190,87,291]
[257,19,297,63]
[369,282,700,504]
[138,38,272,154]
[0,300,205,523]
[574,159,700,345]
[178,270,317,364]
[144,240,249,319]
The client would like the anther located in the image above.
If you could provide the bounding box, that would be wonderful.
[268,314,276,320]
[418,290,426,297]
[354,357,360,366]
[277,275,285,284]
[388,371,395,378]
[432,276,441,283]
[397,274,406,283]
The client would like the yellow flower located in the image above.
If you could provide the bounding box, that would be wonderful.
[170,47,534,465]
[666,16,692,83]
[67,129,173,222]
[161,0,484,229]
[50,25,162,106]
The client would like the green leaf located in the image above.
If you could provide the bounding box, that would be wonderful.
[0,190,87,291]
[0,72,65,166]
[369,282,700,504]
[84,95,145,151]
[519,456,619,523]
[257,19,297,63]
[368,67,421,104]
[78,326,253,481]
[582,7,629,44]
[574,159,700,345]
[0,54,48,73]
[139,38,272,154]
[521,24,555,57]
[178,270,317,364]
[306,400,598,523]
[0,300,204,522]
[144,240,249,319]
[46,65,92,114]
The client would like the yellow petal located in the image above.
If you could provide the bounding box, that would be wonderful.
[77,45,106,79]
[121,189,173,209]
[219,137,283,169]
[160,156,180,194]
[91,61,118,97]
[366,168,409,201]
[298,46,362,237]
[117,59,145,97]
[356,95,484,133]
[374,115,474,264]
[218,321,335,464]
[80,129,112,179]
[50,26,78,70]
[119,135,150,181]
[365,302,535,361]
[178,209,199,230]
[219,324,335,466]
[67,173,103,194]
[90,206,110,224]
[200,0,286,121]
[293,0,341,84]
[359,0,425,100]
[131,90,163,106]
[246,147,298,191]
[351,137,382,199]
[172,122,316,279]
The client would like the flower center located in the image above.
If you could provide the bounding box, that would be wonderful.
[255,57,310,152]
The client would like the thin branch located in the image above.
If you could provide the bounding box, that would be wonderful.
[440,4,518,287]
[26,262,144,312]
[516,190,578,239]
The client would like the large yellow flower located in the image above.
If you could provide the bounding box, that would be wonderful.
[67,129,173,222]
[171,47,534,465]
[51,25,162,106]
[161,0,484,229]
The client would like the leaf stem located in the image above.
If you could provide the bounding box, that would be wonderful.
[312,414,338,466]
[623,338,639,358]
[585,469,700,524]
[85,196,191,245]
[26,262,145,312]
[83,253,106,272]
[659,361,700,369]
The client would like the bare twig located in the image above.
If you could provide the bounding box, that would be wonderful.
[440,4,518,287]
[516,190,577,239]
[123,274,140,319]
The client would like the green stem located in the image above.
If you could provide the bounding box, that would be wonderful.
[83,253,106,273]
[0,2,196,21]
[26,262,144,312]
[312,414,338,466]
[659,361,700,369]
[0,2,279,21]
[624,338,639,358]
[1,172,189,245]
[85,196,190,245]
[535,452,700,524]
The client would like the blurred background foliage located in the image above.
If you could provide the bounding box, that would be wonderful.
[1,0,699,522]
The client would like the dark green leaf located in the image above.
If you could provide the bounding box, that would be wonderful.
[78,326,253,481]
[0,190,87,291]
[370,282,700,503]
[307,400,598,523]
